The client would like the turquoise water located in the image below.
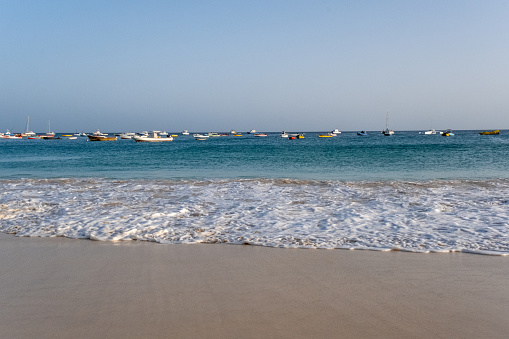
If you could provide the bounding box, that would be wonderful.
[1,130,508,181]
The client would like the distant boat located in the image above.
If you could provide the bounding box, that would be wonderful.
[442,129,454,137]
[332,129,341,134]
[24,116,36,136]
[420,129,437,135]
[88,135,117,141]
[92,129,107,136]
[479,130,499,135]
[248,129,256,134]
[133,131,173,142]
[357,131,367,136]
[382,112,394,136]
[254,133,267,137]
[193,134,209,138]
[45,120,55,136]
[318,132,335,137]
[182,130,189,135]
[280,131,288,138]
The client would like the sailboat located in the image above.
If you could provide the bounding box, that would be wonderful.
[24,116,36,136]
[46,120,55,136]
[382,112,394,136]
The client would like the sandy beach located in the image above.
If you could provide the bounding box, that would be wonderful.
[1,233,508,339]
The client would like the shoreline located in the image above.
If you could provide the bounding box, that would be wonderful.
[1,233,509,338]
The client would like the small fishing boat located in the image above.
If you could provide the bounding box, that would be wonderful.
[88,135,117,141]
[420,129,437,135]
[357,131,367,136]
[133,132,173,142]
[479,130,499,135]
[2,134,23,139]
[254,133,267,137]
[41,135,61,140]
[280,131,288,138]
[232,133,242,136]
[318,134,333,138]
[248,129,256,134]
[119,133,135,139]
[441,129,454,137]
[182,130,190,135]
[332,129,341,134]
[207,132,221,137]
[195,137,207,141]
[296,134,305,139]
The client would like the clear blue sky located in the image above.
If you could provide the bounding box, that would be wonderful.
[1,0,508,132]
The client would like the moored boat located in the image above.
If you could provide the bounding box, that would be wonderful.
[88,135,117,141]
[254,133,267,137]
[479,130,499,135]
[133,132,173,142]
[441,129,454,137]
[357,131,367,136]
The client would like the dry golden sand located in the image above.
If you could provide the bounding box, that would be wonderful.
[1,233,508,338]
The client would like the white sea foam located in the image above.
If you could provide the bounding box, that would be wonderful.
[1,178,508,255]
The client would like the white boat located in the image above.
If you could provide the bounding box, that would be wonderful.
[46,121,55,136]
[230,129,236,134]
[193,134,209,138]
[182,130,189,135]
[332,129,341,134]
[280,131,289,138]
[382,112,394,136]
[119,133,135,139]
[2,130,22,139]
[24,116,36,136]
[207,132,221,137]
[248,129,256,134]
[133,131,173,142]
[420,129,437,135]
[92,129,107,136]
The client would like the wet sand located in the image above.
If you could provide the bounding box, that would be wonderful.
[1,233,508,338]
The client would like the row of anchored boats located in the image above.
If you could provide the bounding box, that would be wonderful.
[2,128,502,142]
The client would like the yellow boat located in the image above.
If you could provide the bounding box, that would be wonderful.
[479,130,499,135]
[318,135,333,137]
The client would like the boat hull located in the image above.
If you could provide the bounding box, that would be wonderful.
[479,130,499,135]
[88,136,117,141]
[133,137,173,142]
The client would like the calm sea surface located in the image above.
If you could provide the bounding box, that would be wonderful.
[1,130,508,254]
[1,130,508,180]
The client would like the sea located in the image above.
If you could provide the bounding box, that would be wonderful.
[1,130,508,255]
